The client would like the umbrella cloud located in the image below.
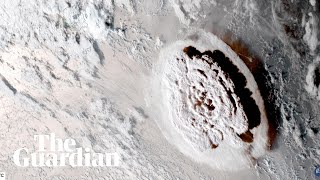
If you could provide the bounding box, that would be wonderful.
[151,31,270,171]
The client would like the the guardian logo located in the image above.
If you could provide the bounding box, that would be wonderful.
[13,133,119,167]
[0,172,5,180]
